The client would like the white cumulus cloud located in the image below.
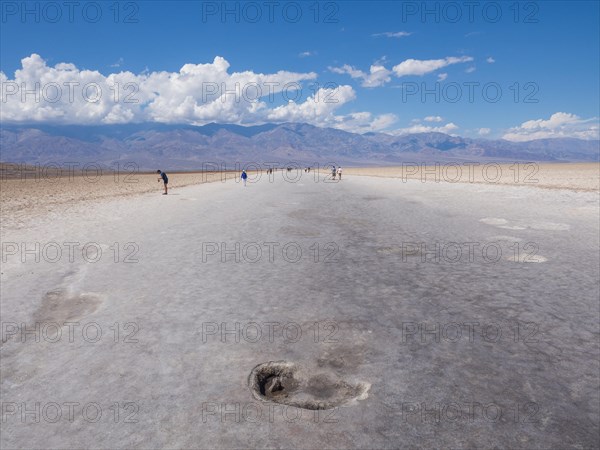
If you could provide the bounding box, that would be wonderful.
[389,121,459,136]
[392,56,473,77]
[503,112,600,141]
[267,86,396,132]
[331,56,472,88]
[329,64,392,88]
[0,54,395,133]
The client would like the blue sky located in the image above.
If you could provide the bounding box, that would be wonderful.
[1,1,599,140]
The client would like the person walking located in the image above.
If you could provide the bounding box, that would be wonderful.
[157,170,168,195]
[337,166,343,180]
[241,169,248,186]
[331,165,337,181]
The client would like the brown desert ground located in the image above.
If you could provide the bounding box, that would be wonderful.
[338,162,600,192]
[0,166,239,229]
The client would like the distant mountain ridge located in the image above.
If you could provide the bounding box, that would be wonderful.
[1,122,598,169]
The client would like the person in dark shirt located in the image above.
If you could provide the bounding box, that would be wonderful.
[157,170,168,195]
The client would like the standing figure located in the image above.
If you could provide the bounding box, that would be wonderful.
[241,169,248,186]
[331,165,337,181]
[337,166,343,180]
[157,170,168,195]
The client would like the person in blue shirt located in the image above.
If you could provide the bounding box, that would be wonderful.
[157,170,168,195]
[241,169,248,186]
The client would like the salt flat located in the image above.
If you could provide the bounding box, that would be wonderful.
[1,172,599,448]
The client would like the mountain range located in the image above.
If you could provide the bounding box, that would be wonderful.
[1,122,598,169]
